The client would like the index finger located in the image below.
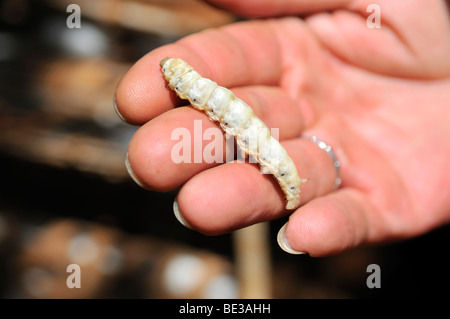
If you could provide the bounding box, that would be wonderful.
[114,19,284,124]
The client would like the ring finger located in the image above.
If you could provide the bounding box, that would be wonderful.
[174,135,342,235]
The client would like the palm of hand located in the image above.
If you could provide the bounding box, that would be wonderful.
[277,8,450,254]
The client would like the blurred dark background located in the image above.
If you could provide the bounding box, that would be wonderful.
[0,0,449,299]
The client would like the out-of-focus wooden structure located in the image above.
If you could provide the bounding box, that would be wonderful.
[14,218,238,298]
[0,58,132,182]
[43,0,235,36]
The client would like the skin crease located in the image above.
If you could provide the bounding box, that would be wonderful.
[115,0,450,256]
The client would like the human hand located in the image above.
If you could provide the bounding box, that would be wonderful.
[114,0,450,256]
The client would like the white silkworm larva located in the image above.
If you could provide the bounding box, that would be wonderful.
[160,57,306,210]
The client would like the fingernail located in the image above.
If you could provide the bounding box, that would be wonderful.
[173,195,193,230]
[125,152,147,188]
[277,223,306,255]
[113,94,127,122]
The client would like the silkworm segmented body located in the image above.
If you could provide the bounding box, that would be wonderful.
[160,57,306,209]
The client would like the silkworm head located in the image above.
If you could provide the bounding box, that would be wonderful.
[160,57,171,68]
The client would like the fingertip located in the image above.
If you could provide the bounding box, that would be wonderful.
[277,223,307,255]
[173,195,194,230]
[114,49,179,124]
[125,152,147,189]
[113,94,127,123]
[126,121,180,192]
[284,194,362,257]
[175,171,233,235]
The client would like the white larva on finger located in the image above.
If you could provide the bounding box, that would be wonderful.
[160,57,306,210]
[205,86,235,121]
[188,78,217,108]
[221,99,253,134]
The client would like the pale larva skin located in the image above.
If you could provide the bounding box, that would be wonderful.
[160,57,306,209]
